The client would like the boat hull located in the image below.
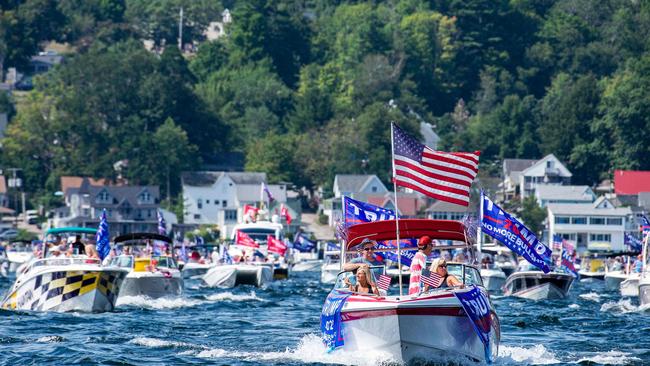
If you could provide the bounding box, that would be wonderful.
[604,272,628,291]
[182,263,213,279]
[337,292,498,363]
[273,265,290,280]
[321,264,339,284]
[202,265,272,288]
[291,260,323,272]
[578,271,605,280]
[480,269,506,293]
[119,273,183,299]
[503,271,574,300]
[620,277,639,297]
[639,279,650,306]
[1,267,127,312]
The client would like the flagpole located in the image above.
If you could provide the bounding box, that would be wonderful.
[391,123,403,297]
[477,190,484,261]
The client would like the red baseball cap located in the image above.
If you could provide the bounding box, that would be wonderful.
[418,235,432,248]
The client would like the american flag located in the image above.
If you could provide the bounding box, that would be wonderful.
[552,235,563,251]
[421,272,444,288]
[392,123,480,206]
[377,274,391,291]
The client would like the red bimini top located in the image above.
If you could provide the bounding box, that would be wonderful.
[345,219,468,251]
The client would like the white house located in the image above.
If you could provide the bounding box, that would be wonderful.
[426,200,467,221]
[323,174,389,226]
[500,158,536,201]
[534,185,596,207]
[520,154,572,201]
[181,171,287,238]
[547,197,632,254]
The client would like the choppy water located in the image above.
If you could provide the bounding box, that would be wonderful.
[0,273,647,365]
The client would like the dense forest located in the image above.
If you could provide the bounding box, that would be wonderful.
[2,0,650,210]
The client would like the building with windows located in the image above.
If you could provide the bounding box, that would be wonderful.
[534,185,596,207]
[181,171,291,238]
[49,177,161,237]
[520,154,572,201]
[547,197,632,254]
[425,200,468,221]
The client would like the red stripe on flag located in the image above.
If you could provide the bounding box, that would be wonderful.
[423,151,480,176]
[394,169,471,197]
[394,179,470,206]
[395,159,473,187]
[421,273,443,288]
[377,274,391,291]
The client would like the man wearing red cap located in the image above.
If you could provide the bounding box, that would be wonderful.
[408,235,434,295]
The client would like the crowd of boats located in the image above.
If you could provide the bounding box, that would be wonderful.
[2,209,649,364]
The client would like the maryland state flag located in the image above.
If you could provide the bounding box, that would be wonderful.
[235,231,259,248]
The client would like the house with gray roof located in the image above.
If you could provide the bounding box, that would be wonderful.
[333,174,388,198]
[534,185,596,207]
[181,171,294,238]
[425,200,468,221]
[500,158,536,201]
[49,177,161,237]
[520,154,572,201]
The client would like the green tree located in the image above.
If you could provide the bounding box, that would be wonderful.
[519,195,546,235]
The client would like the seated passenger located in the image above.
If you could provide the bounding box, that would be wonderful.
[408,236,434,295]
[71,235,85,255]
[342,238,383,280]
[344,266,379,295]
[425,258,462,290]
[85,244,100,261]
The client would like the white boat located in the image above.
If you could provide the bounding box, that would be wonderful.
[503,264,574,300]
[480,267,507,293]
[324,219,500,364]
[1,227,127,312]
[577,257,605,280]
[111,233,183,299]
[320,250,340,284]
[620,275,640,297]
[480,245,518,277]
[182,261,214,279]
[202,263,273,287]
[5,240,34,274]
[291,259,323,272]
[605,271,629,291]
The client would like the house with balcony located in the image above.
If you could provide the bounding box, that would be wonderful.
[534,185,596,208]
[547,196,632,254]
[500,158,536,202]
[181,171,294,238]
[50,177,161,237]
[519,154,572,201]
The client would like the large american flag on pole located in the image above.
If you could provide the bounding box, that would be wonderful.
[392,123,480,206]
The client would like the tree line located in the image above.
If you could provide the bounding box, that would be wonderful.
[2,0,650,211]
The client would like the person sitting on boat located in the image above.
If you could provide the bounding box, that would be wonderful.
[408,235,434,295]
[425,258,462,290]
[71,235,85,255]
[343,238,383,280]
[344,265,379,295]
[634,255,643,273]
[85,244,100,262]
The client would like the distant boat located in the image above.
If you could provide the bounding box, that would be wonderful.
[503,262,574,300]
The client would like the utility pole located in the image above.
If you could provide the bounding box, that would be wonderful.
[178,7,184,51]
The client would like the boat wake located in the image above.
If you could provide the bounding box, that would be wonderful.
[116,296,204,309]
[600,299,650,314]
[204,291,266,302]
[570,351,641,365]
[579,292,601,302]
[497,344,560,364]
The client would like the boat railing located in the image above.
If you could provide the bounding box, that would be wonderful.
[28,257,101,270]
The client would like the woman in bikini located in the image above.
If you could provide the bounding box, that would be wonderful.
[344,266,379,295]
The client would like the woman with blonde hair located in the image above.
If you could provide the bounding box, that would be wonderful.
[425,258,462,291]
[344,266,379,295]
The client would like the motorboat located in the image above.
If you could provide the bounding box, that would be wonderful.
[620,274,640,297]
[272,259,290,279]
[1,227,127,312]
[110,233,183,299]
[182,261,214,279]
[503,262,574,300]
[5,239,34,274]
[480,245,517,277]
[320,250,340,284]
[577,257,605,280]
[640,275,650,305]
[202,262,273,287]
[605,271,629,291]
[322,219,500,364]
[291,259,323,272]
[479,266,507,293]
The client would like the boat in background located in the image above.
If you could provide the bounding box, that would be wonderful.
[203,262,272,287]
[480,266,507,293]
[620,274,640,297]
[1,227,127,312]
[577,256,605,280]
[111,233,183,299]
[291,259,322,272]
[323,219,499,364]
[480,245,517,277]
[503,262,574,300]
[320,250,340,284]
[5,239,34,274]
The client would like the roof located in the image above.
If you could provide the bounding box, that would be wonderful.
[425,200,469,213]
[521,154,572,178]
[181,171,267,187]
[503,159,537,175]
[535,185,594,201]
[364,192,421,216]
[60,176,111,195]
[0,206,14,214]
[334,175,379,194]
[0,175,6,194]
[345,219,468,250]
[547,203,632,216]
[614,170,650,195]
[68,185,160,208]
[31,54,63,66]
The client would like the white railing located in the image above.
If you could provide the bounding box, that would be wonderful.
[28,257,101,271]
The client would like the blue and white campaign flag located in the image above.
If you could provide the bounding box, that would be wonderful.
[560,246,579,278]
[196,236,205,246]
[262,182,275,203]
[320,292,351,351]
[326,242,340,251]
[454,285,493,363]
[220,245,233,264]
[625,233,643,252]
[153,209,168,256]
[342,196,415,264]
[96,209,110,261]
[157,210,167,235]
[343,196,396,228]
[481,192,552,273]
[642,215,650,240]
[293,232,316,252]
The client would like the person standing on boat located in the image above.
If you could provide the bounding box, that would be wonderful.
[343,238,383,280]
[409,236,434,295]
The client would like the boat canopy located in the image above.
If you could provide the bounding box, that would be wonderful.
[345,219,468,251]
[114,232,172,244]
[46,227,97,236]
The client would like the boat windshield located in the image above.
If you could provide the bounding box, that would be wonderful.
[109,255,134,268]
[446,263,484,287]
[154,256,178,269]
[332,265,388,296]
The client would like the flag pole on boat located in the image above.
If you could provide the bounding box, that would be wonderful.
[390,122,404,297]
[477,190,484,260]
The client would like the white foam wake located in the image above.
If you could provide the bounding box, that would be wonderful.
[600,298,650,314]
[36,335,65,343]
[571,351,641,365]
[497,344,560,365]
[116,296,203,309]
[204,291,266,302]
[579,292,601,302]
